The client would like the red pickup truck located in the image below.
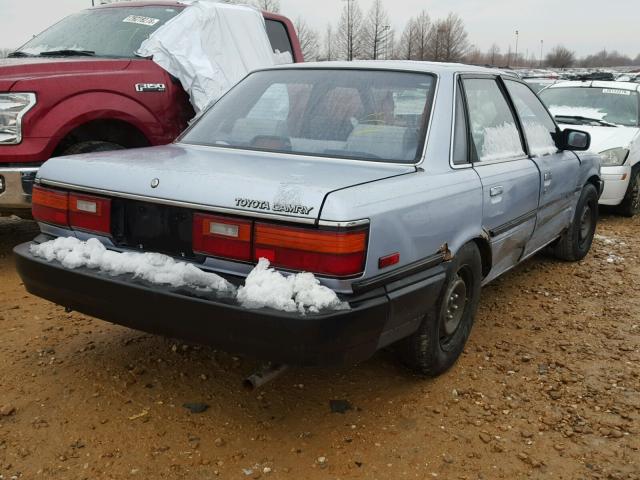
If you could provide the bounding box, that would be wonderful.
[0,1,302,217]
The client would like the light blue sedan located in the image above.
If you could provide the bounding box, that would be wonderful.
[15,61,602,376]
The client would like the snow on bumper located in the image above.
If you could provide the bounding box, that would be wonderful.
[14,241,446,366]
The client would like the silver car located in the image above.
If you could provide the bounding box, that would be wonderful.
[15,62,602,376]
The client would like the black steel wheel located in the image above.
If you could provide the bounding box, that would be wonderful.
[617,167,640,217]
[400,242,482,376]
[552,183,598,261]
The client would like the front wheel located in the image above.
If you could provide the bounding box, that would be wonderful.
[617,167,640,217]
[551,183,598,261]
[399,242,482,376]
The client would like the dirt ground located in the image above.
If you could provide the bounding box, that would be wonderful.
[0,214,638,480]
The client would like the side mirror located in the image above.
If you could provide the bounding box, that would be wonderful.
[556,128,591,151]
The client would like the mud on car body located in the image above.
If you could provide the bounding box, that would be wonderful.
[15,61,602,375]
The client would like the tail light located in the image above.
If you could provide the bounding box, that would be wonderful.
[254,223,367,277]
[193,213,252,261]
[32,185,111,235]
[69,193,111,235]
[32,185,68,226]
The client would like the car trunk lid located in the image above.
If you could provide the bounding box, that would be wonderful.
[37,143,416,223]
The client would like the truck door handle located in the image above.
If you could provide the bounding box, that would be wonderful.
[544,172,552,181]
[490,186,503,197]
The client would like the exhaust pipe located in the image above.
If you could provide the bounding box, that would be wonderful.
[243,363,288,391]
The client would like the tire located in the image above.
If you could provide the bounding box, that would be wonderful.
[63,141,125,155]
[552,183,598,261]
[617,166,640,217]
[400,242,482,376]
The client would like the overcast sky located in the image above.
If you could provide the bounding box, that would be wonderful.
[0,0,638,58]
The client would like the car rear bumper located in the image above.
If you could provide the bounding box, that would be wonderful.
[0,166,39,214]
[599,165,631,206]
[14,241,447,366]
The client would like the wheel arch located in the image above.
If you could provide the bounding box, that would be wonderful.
[470,236,492,278]
[52,119,151,157]
[586,174,601,192]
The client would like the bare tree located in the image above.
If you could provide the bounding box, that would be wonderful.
[580,49,633,68]
[545,45,575,68]
[488,43,501,66]
[464,47,484,65]
[294,18,319,61]
[412,11,430,61]
[252,0,280,13]
[436,13,469,62]
[323,24,336,61]
[336,0,365,60]
[398,19,417,60]
[362,0,391,60]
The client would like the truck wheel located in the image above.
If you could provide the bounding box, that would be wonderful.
[551,183,598,261]
[63,141,125,155]
[400,242,482,377]
[617,167,640,217]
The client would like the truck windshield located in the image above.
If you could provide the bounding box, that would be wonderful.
[540,86,640,127]
[181,69,436,163]
[13,7,181,58]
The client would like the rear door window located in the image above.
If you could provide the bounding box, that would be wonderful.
[462,78,525,162]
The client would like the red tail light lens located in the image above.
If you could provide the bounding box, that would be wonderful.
[69,193,111,235]
[193,213,252,261]
[254,223,367,277]
[32,185,68,226]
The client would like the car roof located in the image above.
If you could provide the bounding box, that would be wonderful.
[94,1,186,8]
[547,80,640,92]
[263,60,510,76]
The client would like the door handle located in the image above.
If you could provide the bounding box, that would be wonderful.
[544,171,552,181]
[490,186,503,197]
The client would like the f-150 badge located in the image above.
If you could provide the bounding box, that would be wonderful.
[235,198,314,215]
[135,83,166,93]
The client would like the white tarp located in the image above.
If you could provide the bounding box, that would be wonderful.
[137,1,289,113]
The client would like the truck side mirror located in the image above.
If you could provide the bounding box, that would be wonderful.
[556,129,591,151]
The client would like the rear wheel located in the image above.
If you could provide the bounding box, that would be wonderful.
[400,242,482,376]
[617,167,640,217]
[63,141,125,155]
[552,183,598,261]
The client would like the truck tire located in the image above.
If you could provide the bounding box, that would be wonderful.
[551,183,598,261]
[63,141,125,155]
[400,242,482,377]
[617,166,640,217]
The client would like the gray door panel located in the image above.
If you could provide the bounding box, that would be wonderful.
[526,152,580,254]
[473,159,540,280]
[461,77,541,280]
[502,80,582,256]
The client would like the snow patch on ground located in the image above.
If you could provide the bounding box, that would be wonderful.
[594,234,626,264]
[30,238,349,314]
[237,258,349,314]
[30,237,235,293]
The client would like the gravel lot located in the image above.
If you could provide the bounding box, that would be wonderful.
[0,214,638,479]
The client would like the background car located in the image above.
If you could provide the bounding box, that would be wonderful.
[0,1,303,218]
[540,81,640,216]
[15,62,600,377]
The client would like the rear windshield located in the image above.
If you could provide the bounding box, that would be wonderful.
[14,7,181,58]
[540,86,640,127]
[181,69,436,163]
